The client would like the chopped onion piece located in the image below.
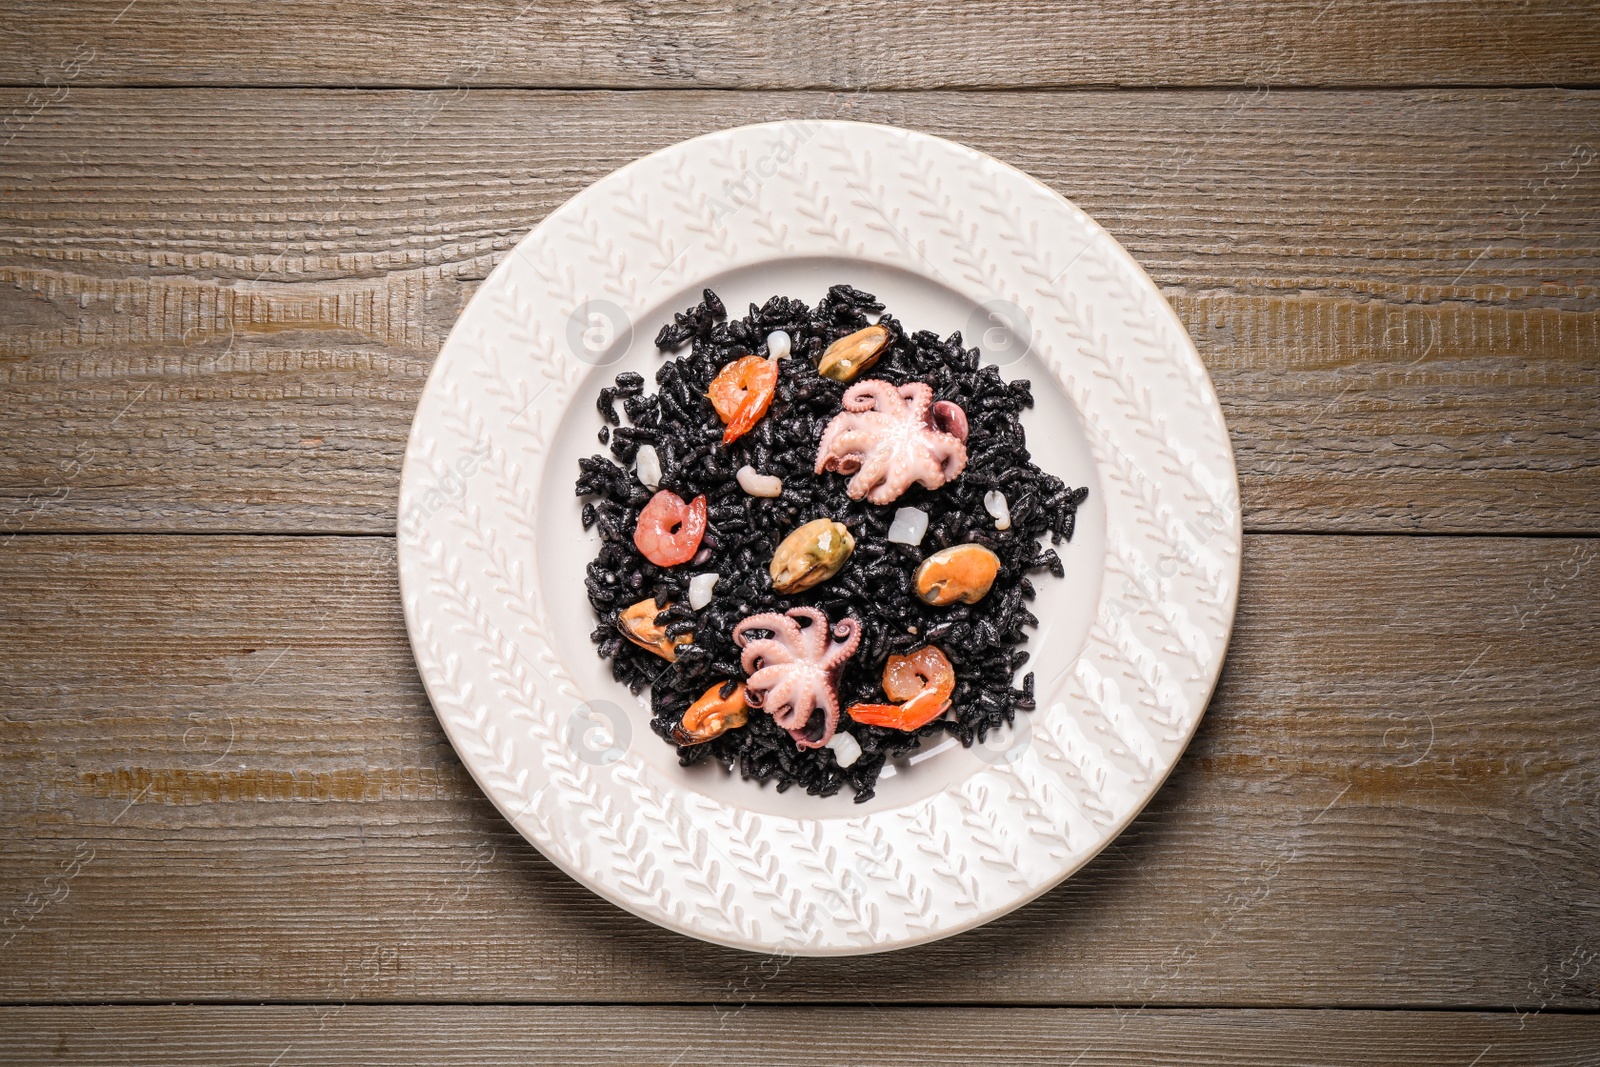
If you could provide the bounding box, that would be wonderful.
[886,506,929,546]
[984,489,1011,531]
[826,731,862,768]
[766,330,791,360]
[736,464,783,498]
[634,444,662,489]
[688,573,719,610]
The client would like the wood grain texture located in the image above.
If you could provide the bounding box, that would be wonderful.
[2,534,1595,1006]
[1,89,1596,535]
[1,1,1598,89]
[1,1006,1596,1066]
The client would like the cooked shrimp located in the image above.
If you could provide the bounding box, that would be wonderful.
[708,355,779,445]
[633,489,707,567]
[847,645,955,730]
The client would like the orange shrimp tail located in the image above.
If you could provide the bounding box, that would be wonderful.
[847,692,951,731]
[721,401,765,444]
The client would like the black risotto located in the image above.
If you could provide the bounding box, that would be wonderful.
[576,286,1087,802]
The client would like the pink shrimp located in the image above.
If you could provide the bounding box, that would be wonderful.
[633,489,707,567]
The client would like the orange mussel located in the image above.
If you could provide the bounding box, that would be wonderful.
[671,681,750,745]
[913,543,1000,606]
[617,598,692,661]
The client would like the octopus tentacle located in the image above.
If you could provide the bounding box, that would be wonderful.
[899,382,933,424]
[841,378,900,413]
[788,606,831,663]
[734,611,798,644]
[823,617,862,670]
[935,439,969,480]
[813,426,875,475]
[857,454,901,504]
[742,653,796,702]
[794,687,841,750]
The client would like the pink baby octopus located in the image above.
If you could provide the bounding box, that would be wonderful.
[732,606,861,750]
[814,379,968,505]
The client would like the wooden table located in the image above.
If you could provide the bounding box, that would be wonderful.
[3,3,1598,1063]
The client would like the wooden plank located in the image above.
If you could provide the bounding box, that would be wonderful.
[0,1,1597,89]
[1,534,1596,1006]
[1,1006,1596,1065]
[1,89,1596,536]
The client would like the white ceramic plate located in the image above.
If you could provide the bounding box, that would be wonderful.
[398,120,1241,955]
